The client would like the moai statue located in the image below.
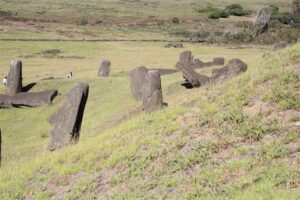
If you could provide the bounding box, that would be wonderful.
[7,59,22,94]
[48,83,89,151]
[98,60,111,77]
[130,66,149,100]
[142,70,163,113]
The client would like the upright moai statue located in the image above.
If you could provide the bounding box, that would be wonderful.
[130,66,149,100]
[142,70,163,113]
[7,59,22,95]
[98,60,111,77]
[48,83,89,151]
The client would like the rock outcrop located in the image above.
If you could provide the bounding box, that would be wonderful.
[213,57,225,65]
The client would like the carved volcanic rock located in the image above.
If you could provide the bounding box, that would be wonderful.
[7,60,22,95]
[176,51,210,87]
[130,66,149,100]
[213,57,225,65]
[212,58,248,80]
[98,60,111,77]
[0,90,58,108]
[142,70,163,113]
[48,83,89,151]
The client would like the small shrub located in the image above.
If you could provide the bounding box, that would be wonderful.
[274,12,295,25]
[209,10,229,19]
[196,6,219,14]
[172,17,180,24]
[226,4,243,10]
[79,18,88,25]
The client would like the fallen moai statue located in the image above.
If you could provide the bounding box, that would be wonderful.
[212,58,248,80]
[213,57,225,65]
[48,83,89,151]
[142,70,163,113]
[98,60,111,77]
[176,51,210,87]
[130,66,149,100]
[0,90,58,108]
[7,59,22,95]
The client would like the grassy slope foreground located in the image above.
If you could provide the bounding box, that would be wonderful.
[0,41,299,199]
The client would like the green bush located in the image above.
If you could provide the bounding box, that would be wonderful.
[209,10,229,19]
[226,4,243,10]
[274,12,295,24]
[225,4,250,16]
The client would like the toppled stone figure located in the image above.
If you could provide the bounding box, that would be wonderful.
[213,57,225,65]
[48,83,89,151]
[142,70,163,113]
[0,90,58,108]
[98,60,111,77]
[176,51,210,87]
[212,58,248,80]
[130,66,149,100]
[7,60,22,95]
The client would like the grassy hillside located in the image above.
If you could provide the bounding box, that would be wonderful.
[0,40,299,199]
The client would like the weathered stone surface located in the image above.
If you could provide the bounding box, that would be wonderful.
[142,70,163,113]
[0,90,58,108]
[130,66,149,100]
[271,42,287,51]
[176,51,210,87]
[7,60,22,95]
[212,58,248,80]
[98,60,111,77]
[192,59,206,69]
[48,83,89,151]
[213,57,225,65]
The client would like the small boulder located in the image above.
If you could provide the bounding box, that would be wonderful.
[98,60,111,77]
[212,58,248,80]
[130,66,149,100]
[142,70,163,113]
[7,59,22,95]
[48,83,89,151]
[213,57,225,65]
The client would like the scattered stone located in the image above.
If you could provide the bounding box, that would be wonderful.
[142,70,163,113]
[7,59,22,95]
[130,66,149,100]
[212,58,248,80]
[213,57,225,65]
[176,51,210,87]
[271,41,287,51]
[165,42,183,48]
[0,90,58,108]
[48,83,89,151]
[98,60,111,77]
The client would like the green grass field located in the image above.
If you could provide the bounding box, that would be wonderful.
[0,0,300,199]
